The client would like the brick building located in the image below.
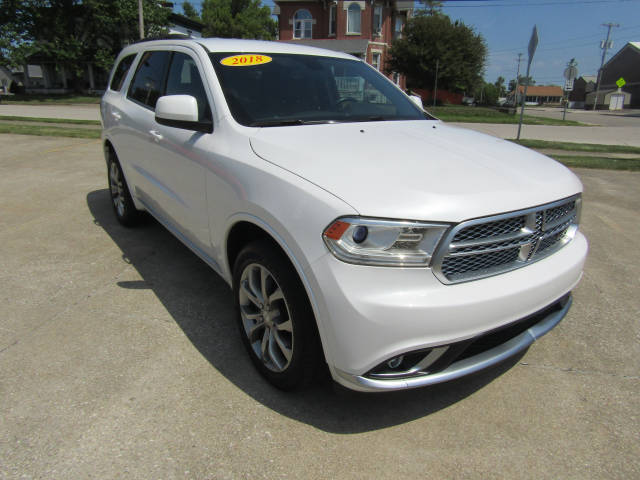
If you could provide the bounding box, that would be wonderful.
[273,0,414,87]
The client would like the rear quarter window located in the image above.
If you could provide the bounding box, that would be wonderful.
[109,54,136,91]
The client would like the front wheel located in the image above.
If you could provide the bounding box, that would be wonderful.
[233,241,321,390]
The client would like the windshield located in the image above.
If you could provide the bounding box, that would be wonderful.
[209,52,432,127]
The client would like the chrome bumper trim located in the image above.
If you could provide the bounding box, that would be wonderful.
[333,295,572,392]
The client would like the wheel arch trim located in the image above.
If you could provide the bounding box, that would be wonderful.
[223,213,331,360]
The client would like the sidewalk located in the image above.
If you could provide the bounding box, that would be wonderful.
[0,104,100,121]
[452,123,640,147]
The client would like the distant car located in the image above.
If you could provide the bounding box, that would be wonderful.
[101,38,587,392]
[462,96,477,106]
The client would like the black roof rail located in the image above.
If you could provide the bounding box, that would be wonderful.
[130,34,192,45]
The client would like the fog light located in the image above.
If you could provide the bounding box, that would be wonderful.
[387,355,404,369]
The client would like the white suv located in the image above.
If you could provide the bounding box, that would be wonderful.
[101,37,588,392]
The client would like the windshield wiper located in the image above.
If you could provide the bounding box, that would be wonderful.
[249,119,340,127]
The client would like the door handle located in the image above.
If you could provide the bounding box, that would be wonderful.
[111,111,122,121]
[149,130,163,142]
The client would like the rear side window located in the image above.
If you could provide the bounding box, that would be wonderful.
[110,54,136,91]
[165,52,212,122]
[127,50,171,109]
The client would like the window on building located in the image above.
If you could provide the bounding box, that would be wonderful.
[393,72,400,85]
[371,52,381,71]
[347,3,361,34]
[293,9,313,39]
[329,4,336,35]
[373,5,382,34]
[394,16,404,39]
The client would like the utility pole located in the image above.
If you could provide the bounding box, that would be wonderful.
[592,22,619,110]
[433,59,439,107]
[138,0,145,39]
[563,58,578,121]
[514,53,522,107]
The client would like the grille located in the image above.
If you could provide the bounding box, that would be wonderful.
[452,216,525,242]
[442,248,520,277]
[433,195,580,284]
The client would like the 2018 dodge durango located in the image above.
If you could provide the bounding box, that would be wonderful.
[101,38,588,392]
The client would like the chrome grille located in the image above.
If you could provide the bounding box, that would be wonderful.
[452,216,525,242]
[432,195,581,284]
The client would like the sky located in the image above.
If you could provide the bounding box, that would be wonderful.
[173,0,640,86]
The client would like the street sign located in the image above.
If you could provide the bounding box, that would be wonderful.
[528,25,539,63]
[518,25,539,140]
[564,65,578,81]
[564,78,574,92]
[616,77,626,88]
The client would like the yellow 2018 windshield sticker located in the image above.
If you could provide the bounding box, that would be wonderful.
[220,54,272,67]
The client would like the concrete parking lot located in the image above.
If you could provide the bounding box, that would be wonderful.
[1,134,638,479]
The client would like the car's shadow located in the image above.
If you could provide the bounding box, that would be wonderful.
[87,189,524,434]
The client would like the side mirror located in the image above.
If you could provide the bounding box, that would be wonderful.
[155,95,212,133]
[409,95,423,109]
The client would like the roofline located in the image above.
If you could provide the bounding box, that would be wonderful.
[602,41,640,70]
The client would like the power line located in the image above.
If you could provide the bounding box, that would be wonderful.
[436,0,638,7]
[487,24,640,55]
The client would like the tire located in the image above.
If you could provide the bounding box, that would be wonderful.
[233,240,321,390]
[107,152,142,227]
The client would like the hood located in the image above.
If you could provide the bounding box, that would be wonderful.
[249,120,583,222]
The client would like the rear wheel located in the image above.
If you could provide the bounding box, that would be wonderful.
[107,153,141,227]
[233,240,321,390]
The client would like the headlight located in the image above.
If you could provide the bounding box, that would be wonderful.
[322,217,449,267]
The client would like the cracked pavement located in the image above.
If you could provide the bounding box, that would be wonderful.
[0,134,638,479]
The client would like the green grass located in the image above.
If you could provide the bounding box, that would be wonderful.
[550,155,640,171]
[512,139,640,154]
[2,94,101,104]
[0,123,100,139]
[0,115,101,125]
[427,105,585,126]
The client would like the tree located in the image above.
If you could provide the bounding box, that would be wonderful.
[386,13,487,93]
[419,0,443,15]
[0,0,171,86]
[494,76,506,97]
[201,0,276,40]
[475,82,499,105]
[182,1,201,21]
[0,1,27,66]
[508,75,535,92]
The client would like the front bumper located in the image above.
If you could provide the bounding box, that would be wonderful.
[304,231,587,392]
[333,294,571,392]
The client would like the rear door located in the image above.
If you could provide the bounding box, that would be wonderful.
[120,49,172,204]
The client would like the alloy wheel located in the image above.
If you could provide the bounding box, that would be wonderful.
[109,161,126,218]
[238,263,294,372]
